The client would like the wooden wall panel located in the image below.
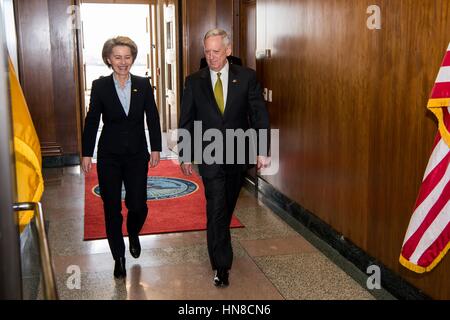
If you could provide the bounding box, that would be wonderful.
[256,0,450,299]
[15,0,57,148]
[182,0,215,77]
[48,0,81,155]
[15,0,81,159]
[239,0,256,69]
[182,0,234,78]
[260,0,372,246]
[367,0,450,300]
[216,0,233,43]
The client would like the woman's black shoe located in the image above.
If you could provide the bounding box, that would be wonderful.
[129,235,141,258]
[114,257,126,278]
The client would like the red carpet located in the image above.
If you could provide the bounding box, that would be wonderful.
[84,159,244,240]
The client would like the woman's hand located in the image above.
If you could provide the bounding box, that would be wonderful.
[150,151,160,168]
[81,157,92,174]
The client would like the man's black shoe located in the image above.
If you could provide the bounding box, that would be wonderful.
[129,234,141,258]
[214,269,229,287]
[114,257,126,278]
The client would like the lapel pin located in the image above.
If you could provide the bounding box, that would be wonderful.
[232,79,238,83]
[133,89,138,92]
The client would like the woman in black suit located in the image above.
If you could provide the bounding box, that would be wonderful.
[81,36,162,279]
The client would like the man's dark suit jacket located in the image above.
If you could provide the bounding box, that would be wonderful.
[200,55,242,70]
[178,64,270,178]
[82,74,162,158]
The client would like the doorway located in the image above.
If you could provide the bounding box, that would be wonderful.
[239,0,256,70]
[158,0,179,152]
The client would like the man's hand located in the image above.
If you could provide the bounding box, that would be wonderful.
[256,156,271,172]
[150,151,160,168]
[81,157,92,174]
[180,162,193,176]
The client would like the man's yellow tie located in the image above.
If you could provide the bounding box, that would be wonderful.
[214,72,224,114]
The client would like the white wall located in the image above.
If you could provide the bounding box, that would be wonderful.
[0,0,18,72]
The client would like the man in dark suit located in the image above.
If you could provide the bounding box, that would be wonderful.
[82,36,162,279]
[179,29,270,287]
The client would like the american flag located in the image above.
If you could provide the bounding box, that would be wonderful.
[400,44,450,273]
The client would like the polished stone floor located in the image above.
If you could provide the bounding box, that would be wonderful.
[38,164,394,300]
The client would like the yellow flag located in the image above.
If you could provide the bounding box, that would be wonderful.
[8,58,44,232]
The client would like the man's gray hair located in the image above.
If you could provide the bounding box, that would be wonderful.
[203,28,231,47]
